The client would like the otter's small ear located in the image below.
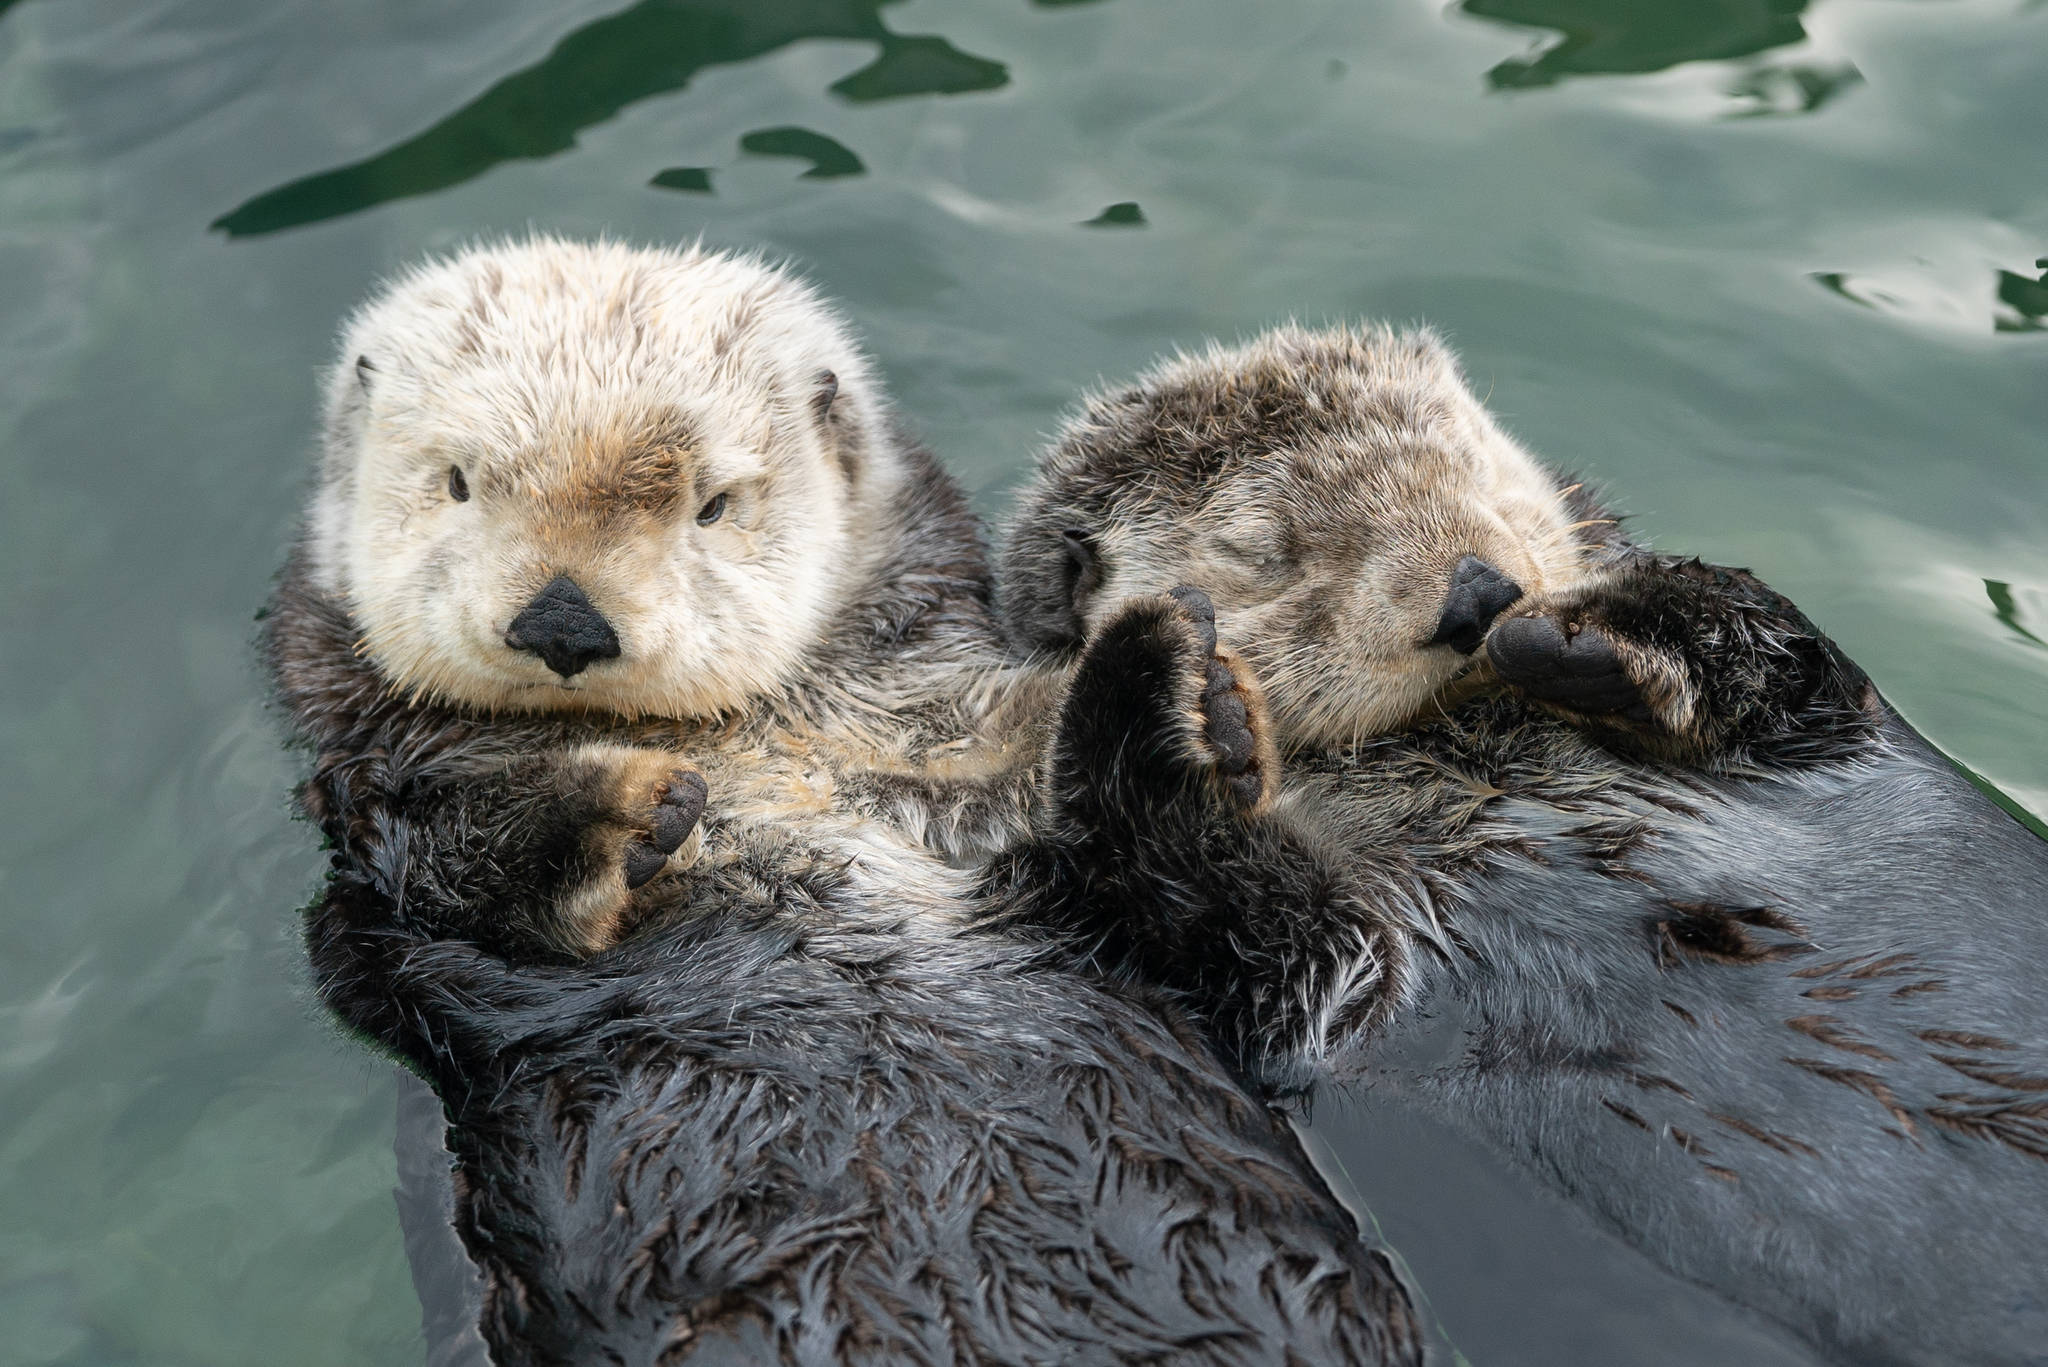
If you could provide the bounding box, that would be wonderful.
[1059,528,1103,636]
[354,355,376,390]
[812,369,861,482]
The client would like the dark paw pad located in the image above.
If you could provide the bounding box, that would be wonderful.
[624,769,707,889]
[1203,660,1257,773]
[1170,586,1268,807]
[622,842,669,890]
[1488,615,1648,718]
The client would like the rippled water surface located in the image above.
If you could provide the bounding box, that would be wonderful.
[2,0,2043,1361]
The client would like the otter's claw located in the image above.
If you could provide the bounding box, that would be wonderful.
[1202,659,1257,774]
[1166,586,1272,810]
[624,769,708,889]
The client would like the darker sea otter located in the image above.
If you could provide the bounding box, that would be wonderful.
[996,323,2048,1367]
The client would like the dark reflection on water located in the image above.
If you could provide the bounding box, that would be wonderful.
[829,32,1006,101]
[1084,200,1146,227]
[649,166,714,192]
[1994,262,2048,332]
[1986,581,2048,650]
[740,125,865,178]
[1810,271,1870,308]
[1463,0,1808,88]
[210,0,1006,237]
[1726,60,1861,117]
[1811,263,2048,337]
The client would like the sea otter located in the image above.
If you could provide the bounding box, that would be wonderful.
[269,241,1423,1365]
[994,323,2048,1366]
[292,236,1056,960]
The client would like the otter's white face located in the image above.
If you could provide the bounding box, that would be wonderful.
[306,238,897,719]
[1014,325,1601,748]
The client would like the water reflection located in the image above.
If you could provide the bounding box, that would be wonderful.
[1811,271,1874,308]
[1083,201,1146,227]
[649,166,714,192]
[1812,259,2048,337]
[1987,580,2048,650]
[1994,262,2048,333]
[829,32,1005,100]
[1726,60,1861,117]
[1462,0,1809,88]
[211,0,1008,237]
[739,125,864,177]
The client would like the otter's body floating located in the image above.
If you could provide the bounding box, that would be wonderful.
[999,323,2048,1366]
[271,241,1424,1365]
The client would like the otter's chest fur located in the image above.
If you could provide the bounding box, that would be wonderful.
[612,659,1052,923]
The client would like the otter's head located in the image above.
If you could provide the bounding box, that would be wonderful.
[999,324,1611,747]
[306,237,900,718]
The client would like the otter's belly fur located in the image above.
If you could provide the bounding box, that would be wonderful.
[1348,715,2048,1367]
[382,911,1419,1365]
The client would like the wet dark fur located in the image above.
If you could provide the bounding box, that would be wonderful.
[270,447,1422,1365]
[1490,554,1880,770]
[996,350,2048,1366]
[1325,693,2048,1367]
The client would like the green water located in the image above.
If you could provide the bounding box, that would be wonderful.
[1,0,2042,1362]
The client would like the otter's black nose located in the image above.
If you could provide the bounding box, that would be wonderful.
[505,575,620,679]
[1427,555,1523,655]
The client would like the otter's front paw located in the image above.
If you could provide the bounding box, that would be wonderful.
[622,768,709,889]
[1487,614,1652,719]
[1486,587,1699,740]
[1167,587,1276,810]
[1485,558,1872,766]
[614,770,712,889]
[1055,586,1280,822]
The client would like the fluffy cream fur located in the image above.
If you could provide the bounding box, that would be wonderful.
[308,236,904,720]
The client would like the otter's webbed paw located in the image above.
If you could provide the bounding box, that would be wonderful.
[1487,611,1659,725]
[994,590,1408,1079]
[621,768,709,889]
[1487,557,1874,765]
[546,747,710,955]
[1169,587,1275,810]
[1050,585,1277,826]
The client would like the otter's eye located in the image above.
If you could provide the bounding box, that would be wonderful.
[696,492,728,526]
[1219,539,1280,570]
[447,465,470,502]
